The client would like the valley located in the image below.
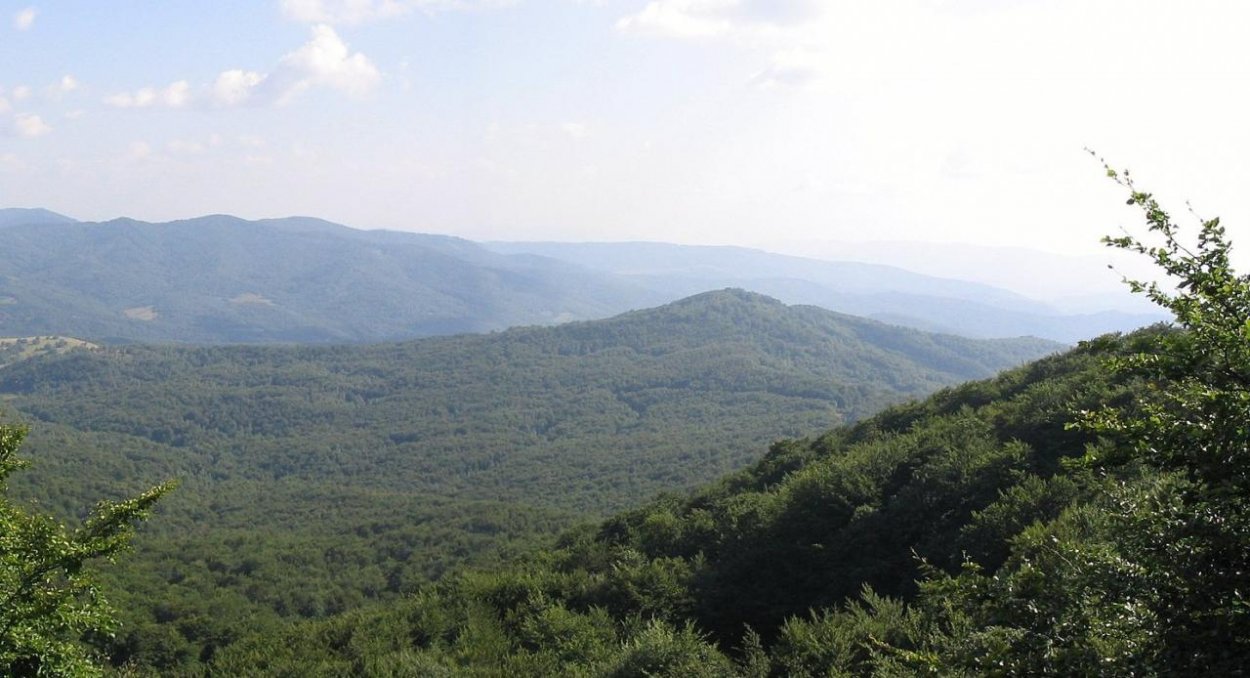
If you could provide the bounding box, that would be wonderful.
[0,289,1058,670]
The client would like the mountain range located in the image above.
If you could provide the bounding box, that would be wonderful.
[0,208,1162,344]
[485,241,1165,341]
[6,289,1060,516]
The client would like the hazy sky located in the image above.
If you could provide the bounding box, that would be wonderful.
[2,0,1248,257]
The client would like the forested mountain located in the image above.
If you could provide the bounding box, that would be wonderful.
[487,241,1165,342]
[0,290,1057,670]
[69,319,1238,675]
[102,174,1240,677]
[5,179,1248,675]
[0,207,77,228]
[3,290,1058,512]
[1,208,1154,344]
[0,213,664,343]
[185,326,1134,675]
[190,313,1247,676]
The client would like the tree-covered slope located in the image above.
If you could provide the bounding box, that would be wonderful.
[179,328,1121,675]
[0,290,1057,670]
[176,173,1250,677]
[196,317,1243,676]
[2,290,1057,515]
[0,214,663,342]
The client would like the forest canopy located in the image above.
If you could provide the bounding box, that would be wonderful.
[4,166,1249,675]
[184,168,1250,676]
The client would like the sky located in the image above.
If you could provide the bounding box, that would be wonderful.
[2,0,1249,261]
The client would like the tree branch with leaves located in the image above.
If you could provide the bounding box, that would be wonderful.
[0,424,174,676]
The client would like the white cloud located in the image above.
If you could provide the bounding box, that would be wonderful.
[209,25,381,107]
[561,122,589,139]
[617,0,822,88]
[617,0,814,39]
[279,0,515,25]
[104,88,149,108]
[210,70,265,106]
[268,23,381,101]
[0,97,10,114]
[616,0,739,39]
[12,6,36,31]
[104,81,192,109]
[749,48,818,88]
[13,113,51,137]
[12,85,31,101]
[100,25,377,111]
[281,0,408,25]
[163,80,192,107]
[45,74,80,100]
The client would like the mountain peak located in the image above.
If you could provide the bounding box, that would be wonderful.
[0,207,78,228]
[676,288,784,306]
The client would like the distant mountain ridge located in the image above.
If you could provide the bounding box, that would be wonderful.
[0,213,666,343]
[0,208,1159,343]
[0,207,77,227]
[485,241,1166,342]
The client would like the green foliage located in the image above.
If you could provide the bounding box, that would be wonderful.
[769,588,925,677]
[6,290,1051,517]
[604,619,735,678]
[1079,163,1250,669]
[879,165,1250,675]
[0,424,170,676]
[0,290,1056,668]
[184,335,1122,675]
[0,336,97,369]
[181,167,1250,676]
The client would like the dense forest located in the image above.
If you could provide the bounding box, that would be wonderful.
[3,175,1247,675]
[0,290,1055,672]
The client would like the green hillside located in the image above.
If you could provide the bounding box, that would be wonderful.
[190,316,1245,675]
[0,214,663,343]
[3,290,1057,515]
[0,290,1057,671]
[0,336,98,368]
[189,328,1132,676]
[75,180,1246,675]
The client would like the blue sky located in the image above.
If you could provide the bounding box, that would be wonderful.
[3,0,1249,260]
